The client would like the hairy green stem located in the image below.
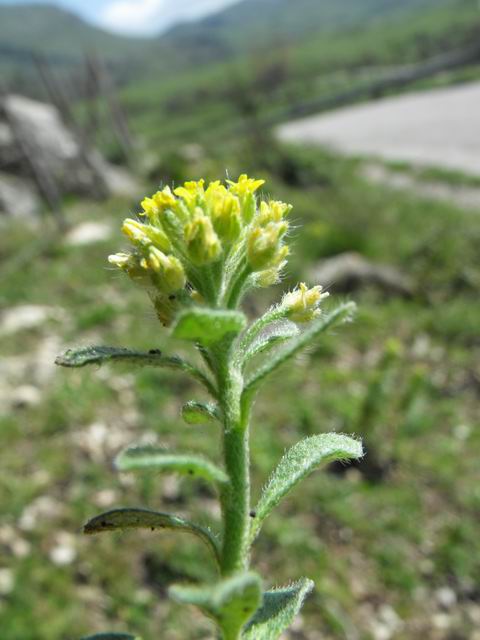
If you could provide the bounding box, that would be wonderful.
[215,349,251,575]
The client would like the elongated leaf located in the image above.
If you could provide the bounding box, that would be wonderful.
[83,508,220,564]
[243,578,314,640]
[170,572,262,640]
[55,345,215,394]
[242,321,299,364]
[250,434,363,541]
[172,308,247,346]
[80,634,140,640]
[116,446,228,486]
[244,302,356,398]
[182,401,219,425]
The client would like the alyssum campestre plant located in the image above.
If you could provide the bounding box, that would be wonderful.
[56,175,363,640]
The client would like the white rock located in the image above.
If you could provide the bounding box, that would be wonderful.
[0,305,53,334]
[0,172,41,220]
[93,489,118,508]
[65,221,112,246]
[19,495,63,531]
[435,586,457,609]
[49,532,77,566]
[0,568,14,595]
[11,537,31,558]
[11,385,42,409]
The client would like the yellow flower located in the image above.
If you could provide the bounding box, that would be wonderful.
[141,186,176,221]
[281,283,329,323]
[256,200,292,225]
[209,191,242,244]
[108,252,151,288]
[144,247,186,294]
[174,179,205,209]
[247,221,289,271]
[122,218,171,252]
[227,174,265,197]
[185,210,222,265]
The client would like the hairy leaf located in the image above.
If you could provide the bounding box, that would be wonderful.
[83,508,220,564]
[55,345,215,394]
[250,434,363,541]
[172,308,247,346]
[170,572,262,640]
[182,400,219,424]
[242,321,299,365]
[243,578,314,640]
[116,446,228,486]
[80,634,140,640]
[244,302,356,398]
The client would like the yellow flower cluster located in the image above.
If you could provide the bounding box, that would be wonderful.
[109,175,292,323]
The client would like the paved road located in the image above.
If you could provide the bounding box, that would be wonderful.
[277,81,480,176]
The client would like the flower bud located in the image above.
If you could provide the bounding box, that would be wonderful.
[145,247,186,294]
[141,186,177,221]
[108,252,151,288]
[247,221,289,271]
[257,200,292,225]
[210,191,242,244]
[185,210,222,265]
[152,293,178,327]
[122,218,171,252]
[281,283,329,323]
[174,179,205,210]
[227,174,265,197]
[255,261,287,287]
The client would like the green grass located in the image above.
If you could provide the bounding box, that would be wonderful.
[1,143,479,638]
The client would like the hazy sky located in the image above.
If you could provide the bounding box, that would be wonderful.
[0,0,241,36]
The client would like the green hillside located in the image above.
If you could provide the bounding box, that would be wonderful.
[123,0,480,144]
[166,0,453,53]
[0,3,146,58]
[0,3,151,89]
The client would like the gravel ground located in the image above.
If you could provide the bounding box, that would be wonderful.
[277,81,480,176]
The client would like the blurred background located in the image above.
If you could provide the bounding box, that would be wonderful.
[1,0,479,638]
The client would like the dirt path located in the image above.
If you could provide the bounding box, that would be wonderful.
[277,81,480,177]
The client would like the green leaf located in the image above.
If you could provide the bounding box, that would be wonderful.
[244,302,356,398]
[170,572,262,640]
[242,321,300,364]
[55,345,216,395]
[243,578,314,640]
[250,434,363,542]
[80,634,140,640]
[182,400,219,424]
[55,346,171,368]
[172,308,247,346]
[116,446,228,486]
[83,508,220,564]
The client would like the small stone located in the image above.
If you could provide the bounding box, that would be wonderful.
[11,385,42,409]
[11,537,31,558]
[454,424,471,441]
[0,305,54,334]
[49,532,77,566]
[0,568,14,595]
[65,221,112,246]
[93,489,117,508]
[432,612,451,630]
[19,495,63,530]
[435,586,457,609]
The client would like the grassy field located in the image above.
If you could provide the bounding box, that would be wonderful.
[1,143,479,639]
